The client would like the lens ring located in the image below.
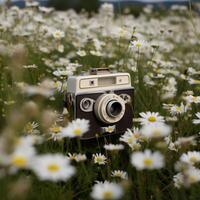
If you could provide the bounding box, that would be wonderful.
[94,94,125,124]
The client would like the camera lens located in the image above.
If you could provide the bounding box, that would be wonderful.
[106,100,122,118]
[94,93,125,124]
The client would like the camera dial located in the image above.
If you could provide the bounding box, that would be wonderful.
[94,94,125,124]
[80,98,94,112]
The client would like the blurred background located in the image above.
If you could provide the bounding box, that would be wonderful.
[0,0,200,12]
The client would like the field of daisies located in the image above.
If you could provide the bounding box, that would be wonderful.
[0,2,200,200]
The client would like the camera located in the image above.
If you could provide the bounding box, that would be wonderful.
[65,68,134,139]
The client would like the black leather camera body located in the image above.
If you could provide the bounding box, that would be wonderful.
[65,68,134,140]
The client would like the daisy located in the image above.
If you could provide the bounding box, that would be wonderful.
[138,112,165,125]
[175,167,200,188]
[77,50,86,57]
[180,151,200,165]
[15,135,42,148]
[184,167,200,186]
[23,121,40,135]
[31,154,75,182]
[111,170,128,180]
[184,95,200,104]
[9,147,36,172]
[23,64,38,69]
[130,40,146,49]
[49,124,63,141]
[174,136,197,148]
[192,112,200,124]
[91,181,123,200]
[131,149,164,170]
[170,103,188,116]
[67,153,87,162]
[60,119,89,138]
[93,153,107,165]
[119,128,141,150]
[52,30,65,40]
[140,123,171,139]
[104,144,124,151]
[173,173,184,188]
[53,69,73,77]
[188,78,200,85]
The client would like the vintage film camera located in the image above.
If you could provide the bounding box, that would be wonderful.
[65,68,134,140]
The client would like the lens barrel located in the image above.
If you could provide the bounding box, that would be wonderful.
[106,100,122,118]
[94,94,125,124]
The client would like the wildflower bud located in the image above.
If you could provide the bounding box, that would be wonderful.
[22,101,39,118]
[9,110,26,131]
[8,178,30,200]
[10,44,27,81]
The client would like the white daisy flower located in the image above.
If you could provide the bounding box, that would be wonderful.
[53,69,73,77]
[111,170,128,180]
[140,123,171,139]
[174,167,200,188]
[184,167,200,186]
[52,30,65,40]
[31,154,75,182]
[67,153,87,162]
[184,95,200,104]
[15,135,42,148]
[130,40,146,49]
[170,103,188,116]
[91,181,123,200]
[180,151,200,165]
[9,147,36,171]
[23,121,40,134]
[93,153,107,165]
[188,78,200,85]
[60,119,89,138]
[192,112,200,124]
[131,149,164,170]
[119,128,141,150]
[174,136,197,148]
[104,144,124,151]
[173,173,184,188]
[77,50,86,57]
[138,112,165,125]
[48,124,63,141]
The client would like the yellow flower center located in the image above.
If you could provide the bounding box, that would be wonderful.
[148,116,156,122]
[47,163,60,172]
[50,126,61,133]
[11,156,27,168]
[107,127,114,132]
[135,42,141,48]
[73,128,81,136]
[96,157,103,162]
[176,107,181,111]
[103,191,113,199]
[143,158,153,166]
[115,172,122,177]
[190,156,197,163]
[24,123,33,133]
[128,137,133,144]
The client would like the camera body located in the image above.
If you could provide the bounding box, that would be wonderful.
[65,68,134,139]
